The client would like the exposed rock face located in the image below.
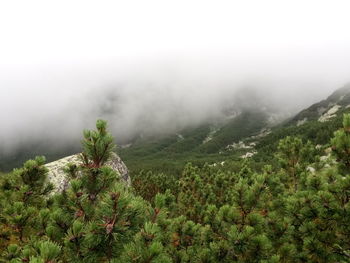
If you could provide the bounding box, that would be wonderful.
[45,152,130,193]
[318,104,341,122]
[241,151,257,159]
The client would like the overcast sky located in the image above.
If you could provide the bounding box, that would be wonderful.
[1,0,350,151]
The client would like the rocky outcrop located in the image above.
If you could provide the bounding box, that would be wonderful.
[241,151,257,159]
[45,152,130,193]
[318,105,341,122]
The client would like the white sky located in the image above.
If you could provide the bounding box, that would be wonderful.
[1,0,350,65]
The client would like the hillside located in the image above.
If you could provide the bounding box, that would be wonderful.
[120,84,350,174]
[289,83,350,124]
[0,87,287,173]
[119,109,277,174]
[2,106,350,262]
[2,84,350,175]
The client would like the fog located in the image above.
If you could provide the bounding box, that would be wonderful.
[1,0,350,154]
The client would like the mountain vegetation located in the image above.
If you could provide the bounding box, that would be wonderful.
[120,85,350,176]
[1,86,350,262]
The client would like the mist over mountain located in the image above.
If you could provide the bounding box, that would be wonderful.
[0,73,337,156]
[1,58,344,150]
[0,79,346,172]
[1,0,350,168]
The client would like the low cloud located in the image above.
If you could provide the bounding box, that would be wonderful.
[1,54,349,156]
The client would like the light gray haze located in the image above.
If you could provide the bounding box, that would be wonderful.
[1,0,350,153]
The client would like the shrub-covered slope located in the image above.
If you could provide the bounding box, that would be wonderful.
[1,116,350,262]
[121,84,350,174]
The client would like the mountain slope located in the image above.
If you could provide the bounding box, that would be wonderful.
[2,84,350,174]
[288,83,350,124]
[119,109,277,174]
[254,84,350,161]
[121,84,350,174]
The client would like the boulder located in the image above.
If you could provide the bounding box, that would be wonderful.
[45,152,130,193]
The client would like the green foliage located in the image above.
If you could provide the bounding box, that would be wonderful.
[29,240,62,263]
[115,222,172,263]
[81,119,115,168]
[255,109,348,163]
[276,136,318,191]
[331,113,350,174]
[2,117,350,262]
[120,110,269,176]
[132,170,178,202]
[0,156,53,249]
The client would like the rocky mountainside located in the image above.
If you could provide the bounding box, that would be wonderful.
[289,83,350,125]
[120,84,350,174]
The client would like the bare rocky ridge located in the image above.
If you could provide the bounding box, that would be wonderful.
[290,84,350,125]
[45,152,130,193]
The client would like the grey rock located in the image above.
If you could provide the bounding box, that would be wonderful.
[45,152,130,193]
[318,104,341,122]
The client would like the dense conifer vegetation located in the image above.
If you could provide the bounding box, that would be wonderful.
[1,115,350,262]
